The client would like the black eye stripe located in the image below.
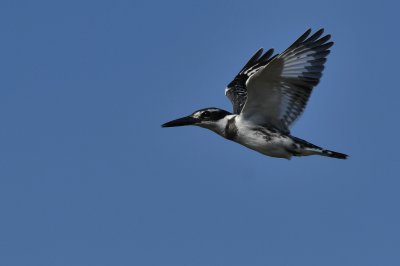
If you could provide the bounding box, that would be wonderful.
[192,108,230,121]
[202,111,211,118]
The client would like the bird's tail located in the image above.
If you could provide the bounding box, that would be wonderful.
[319,149,348,160]
[291,136,348,160]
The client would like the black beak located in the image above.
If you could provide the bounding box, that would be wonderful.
[161,116,198,128]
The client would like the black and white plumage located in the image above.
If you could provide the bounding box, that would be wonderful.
[162,29,347,160]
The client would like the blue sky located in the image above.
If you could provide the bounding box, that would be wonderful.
[1,0,399,265]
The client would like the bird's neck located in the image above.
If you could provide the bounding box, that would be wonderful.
[200,114,239,139]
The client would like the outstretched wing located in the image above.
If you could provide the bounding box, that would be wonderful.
[225,48,276,114]
[241,29,333,132]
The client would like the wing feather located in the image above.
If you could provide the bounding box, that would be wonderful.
[242,29,333,132]
[225,48,276,114]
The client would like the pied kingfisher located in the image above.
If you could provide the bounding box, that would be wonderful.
[162,29,347,160]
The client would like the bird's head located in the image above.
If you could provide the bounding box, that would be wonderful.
[162,108,231,132]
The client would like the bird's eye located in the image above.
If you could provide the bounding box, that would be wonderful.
[201,111,211,118]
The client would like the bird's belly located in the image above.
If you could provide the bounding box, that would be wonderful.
[235,131,293,159]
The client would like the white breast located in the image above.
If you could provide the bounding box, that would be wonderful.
[234,116,294,159]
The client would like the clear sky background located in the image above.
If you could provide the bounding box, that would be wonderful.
[1,0,399,265]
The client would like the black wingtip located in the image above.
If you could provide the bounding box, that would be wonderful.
[300,28,312,40]
[238,48,264,74]
[306,29,325,42]
[258,48,274,63]
[287,28,312,50]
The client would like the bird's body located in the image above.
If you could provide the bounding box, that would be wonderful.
[162,29,348,160]
[221,114,294,158]
[196,113,346,159]
[225,115,296,159]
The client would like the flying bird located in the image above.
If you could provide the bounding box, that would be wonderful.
[162,29,347,160]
